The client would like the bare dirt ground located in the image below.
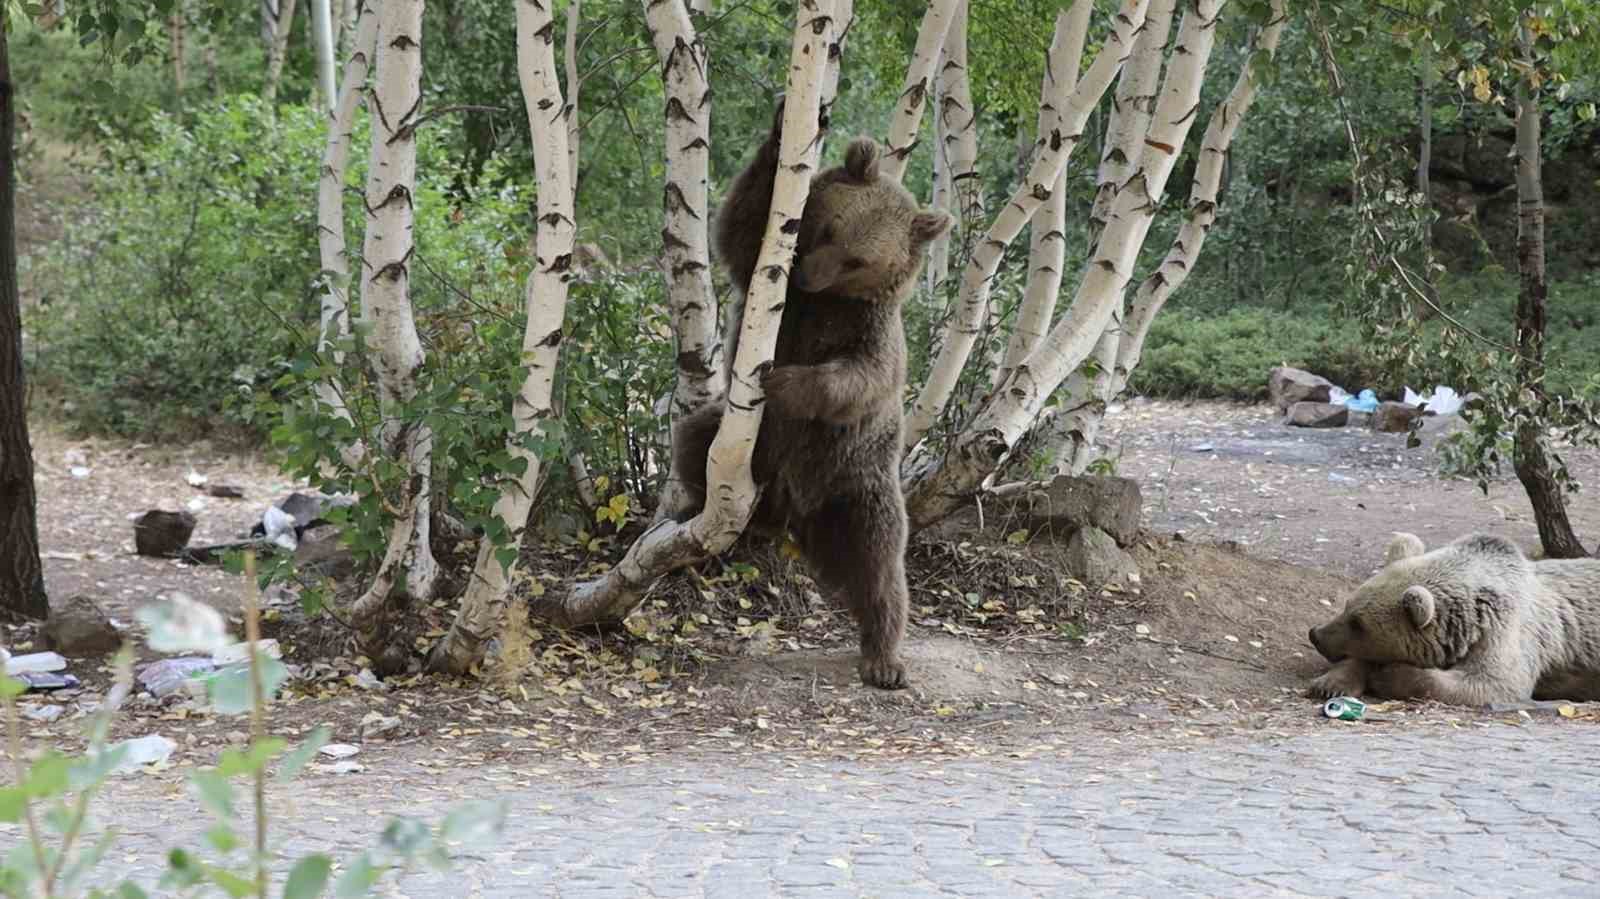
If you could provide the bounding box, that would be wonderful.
[11,397,1600,780]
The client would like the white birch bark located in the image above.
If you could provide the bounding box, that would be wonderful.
[992,0,1091,387]
[819,0,852,113]
[935,0,983,244]
[903,0,1148,451]
[547,0,835,628]
[313,0,376,464]
[904,0,1224,529]
[428,0,580,674]
[924,79,953,296]
[1112,0,1288,396]
[880,0,959,184]
[348,0,437,668]
[262,0,298,105]
[1089,0,1176,243]
[644,0,720,525]
[565,0,581,194]
[310,0,337,111]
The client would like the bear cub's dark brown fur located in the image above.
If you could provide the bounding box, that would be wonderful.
[667,104,952,690]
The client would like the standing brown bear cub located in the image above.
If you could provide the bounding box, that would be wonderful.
[667,105,952,690]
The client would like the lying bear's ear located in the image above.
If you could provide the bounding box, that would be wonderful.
[1385,532,1425,564]
[845,138,881,181]
[1402,585,1436,629]
[910,210,953,245]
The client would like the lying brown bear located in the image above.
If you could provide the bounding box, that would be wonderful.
[1308,532,1600,705]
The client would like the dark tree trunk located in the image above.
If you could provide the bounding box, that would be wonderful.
[0,26,49,622]
[1511,30,1586,560]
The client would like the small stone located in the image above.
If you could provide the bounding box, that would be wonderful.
[207,484,246,499]
[1015,475,1143,547]
[1063,526,1140,587]
[21,704,65,723]
[42,594,123,658]
[1373,401,1423,433]
[133,509,197,557]
[1268,367,1334,413]
[360,712,402,740]
[1286,402,1348,428]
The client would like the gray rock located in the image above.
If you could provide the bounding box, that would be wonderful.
[1268,367,1334,413]
[1286,401,1348,428]
[137,657,216,698]
[294,524,356,580]
[1373,401,1424,433]
[1063,526,1140,586]
[42,594,123,658]
[1016,475,1142,547]
[133,509,196,557]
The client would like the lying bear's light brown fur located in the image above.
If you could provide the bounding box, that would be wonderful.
[1308,532,1600,705]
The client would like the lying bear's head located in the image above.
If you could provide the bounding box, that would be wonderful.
[1308,533,1526,669]
[792,138,952,299]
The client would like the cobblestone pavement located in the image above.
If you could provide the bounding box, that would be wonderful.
[68,720,1600,897]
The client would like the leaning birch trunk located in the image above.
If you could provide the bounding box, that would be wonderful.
[880,0,958,184]
[935,0,983,248]
[262,0,298,105]
[645,0,720,524]
[903,0,1147,451]
[427,0,579,674]
[924,77,952,296]
[347,0,437,672]
[1112,0,1288,397]
[313,0,376,464]
[544,0,835,628]
[310,0,337,111]
[904,0,1223,530]
[992,0,1091,387]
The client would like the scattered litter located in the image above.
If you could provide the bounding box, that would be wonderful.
[110,734,176,773]
[5,651,67,675]
[260,505,298,551]
[1403,385,1463,415]
[1327,472,1357,484]
[185,470,208,487]
[353,668,386,691]
[69,466,92,479]
[1322,696,1366,721]
[16,672,80,692]
[318,743,361,759]
[137,657,217,698]
[312,760,365,775]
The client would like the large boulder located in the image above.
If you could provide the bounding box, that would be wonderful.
[133,510,197,557]
[1286,401,1348,429]
[1063,526,1139,586]
[1268,367,1334,413]
[1016,475,1142,547]
[42,594,122,657]
[1373,401,1423,433]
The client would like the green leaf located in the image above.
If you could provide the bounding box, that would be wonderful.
[378,817,431,856]
[283,854,333,899]
[275,727,332,784]
[115,882,151,899]
[0,675,25,699]
[205,823,240,854]
[208,865,257,898]
[0,787,27,823]
[206,656,290,715]
[333,853,381,899]
[138,594,231,654]
[191,769,235,817]
[441,799,509,844]
[216,738,288,777]
[26,752,72,797]
[159,849,206,891]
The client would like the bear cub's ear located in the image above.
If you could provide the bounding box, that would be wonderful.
[844,138,882,181]
[1401,585,1436,629]
[1385,532,1426,564]
[911,210,954,245]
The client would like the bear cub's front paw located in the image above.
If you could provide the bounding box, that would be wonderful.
[761,366,817,420]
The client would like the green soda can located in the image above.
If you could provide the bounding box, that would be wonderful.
[1323,697,1366,721]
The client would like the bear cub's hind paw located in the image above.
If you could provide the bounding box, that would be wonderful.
[860,654,908,690]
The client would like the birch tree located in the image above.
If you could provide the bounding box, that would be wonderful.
[904,0,1151,451]
[262,0,299,105]
[541,0,837,628]
[992,0,1092,388]
[313,0,375,460]
[347,0,438,671]
[934,0,982,247]
[428,0,581,674]
[904,0,1225,530]
[880,0,958,184]
[310,0,337,111]
[646,0,721,524]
